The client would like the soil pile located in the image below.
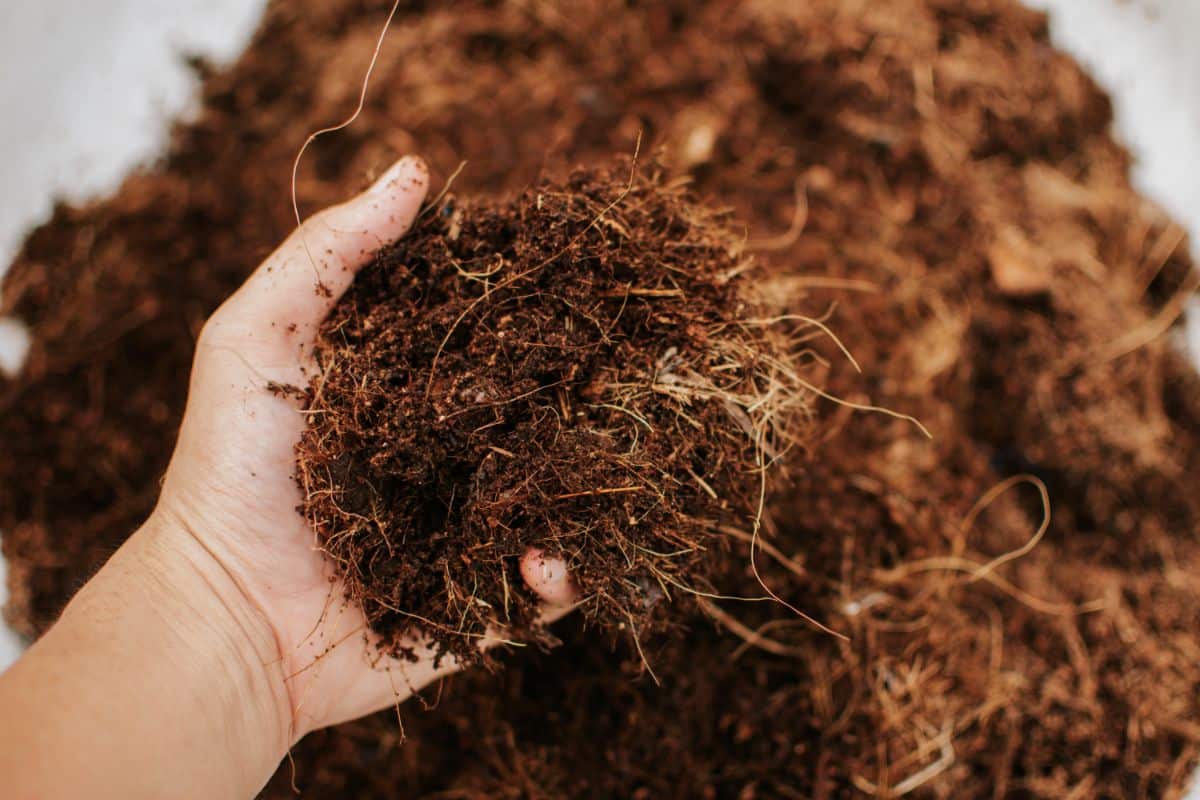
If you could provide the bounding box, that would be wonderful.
[3,0,1200,797]
[298,165,814,661]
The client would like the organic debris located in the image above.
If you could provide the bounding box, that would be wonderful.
[2,0,1200,797]
[297,165,814,663]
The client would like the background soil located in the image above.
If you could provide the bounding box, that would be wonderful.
[2,0,1199,797]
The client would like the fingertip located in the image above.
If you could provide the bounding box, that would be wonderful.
[520,548,577,608]
[349,154,428,245]
[368,154,430,203]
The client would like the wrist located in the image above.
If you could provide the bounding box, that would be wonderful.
[0,512,294,799]
[72,514,292,793]
[135,511,294,754]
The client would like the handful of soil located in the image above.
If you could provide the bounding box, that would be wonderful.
[9,0,1200,795]
[296,164,814,661]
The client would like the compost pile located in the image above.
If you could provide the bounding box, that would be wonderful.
[299,165,814,661]
[3,0,1200,797]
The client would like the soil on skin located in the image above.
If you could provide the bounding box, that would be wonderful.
[298,165,813,663]
[3,0,1200,798]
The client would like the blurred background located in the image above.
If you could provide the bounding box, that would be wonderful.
[0,3,1197,779]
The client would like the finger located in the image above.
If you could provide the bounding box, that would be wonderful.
[520,548,578,610]
[214,155,429,349]
[314,552,578,731]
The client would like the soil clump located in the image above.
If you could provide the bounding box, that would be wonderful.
[2,0,1199,797]
[298,164,814,662]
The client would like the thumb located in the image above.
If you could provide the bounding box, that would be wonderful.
[205,155,430,354]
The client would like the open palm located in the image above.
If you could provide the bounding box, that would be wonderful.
[154,157,574,739]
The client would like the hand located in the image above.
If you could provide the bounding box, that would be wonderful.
[154,155,577,742]
[0,156,579,800]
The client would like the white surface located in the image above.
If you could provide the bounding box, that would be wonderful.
[0,560,13,665]
[1025,0,1200,249]
[0,2,1196,790]
[0,0,267,668]
[0,0,267,272]
[0,315,30,378]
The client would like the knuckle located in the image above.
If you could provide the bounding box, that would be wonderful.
[196,312,225,350]
[196,307,246,353]
[305,203,357,242]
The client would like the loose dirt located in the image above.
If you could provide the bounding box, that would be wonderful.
[3,1,1199,797]
[298,164,814,664]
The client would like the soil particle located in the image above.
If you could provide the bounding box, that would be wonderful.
[297,164,813,664]
[2,0,1199,797]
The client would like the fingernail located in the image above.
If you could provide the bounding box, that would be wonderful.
[369,155,428,195]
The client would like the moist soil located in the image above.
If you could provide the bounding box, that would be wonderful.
[3,0,1200,798]
[298,165,814,664]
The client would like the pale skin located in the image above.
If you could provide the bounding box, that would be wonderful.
[0,156,576,799]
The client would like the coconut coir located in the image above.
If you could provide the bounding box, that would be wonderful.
[3,0,1200,797]
[298,164,813,663]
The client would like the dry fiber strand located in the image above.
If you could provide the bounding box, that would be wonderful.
[297,164,815,664]
[2,0,1199,797]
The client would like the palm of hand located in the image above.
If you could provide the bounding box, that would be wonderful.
[153,158,572,738]
[162,325,424,735]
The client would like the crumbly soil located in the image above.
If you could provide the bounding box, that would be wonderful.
[297,165,813,663]
[3,1,1200,798]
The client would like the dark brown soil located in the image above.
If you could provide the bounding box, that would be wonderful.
[298,165,815,663]
[3,1,1200,798]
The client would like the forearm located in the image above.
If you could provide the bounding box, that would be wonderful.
[0,517,290,799]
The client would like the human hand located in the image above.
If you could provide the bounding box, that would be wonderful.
[152,155,577,742]
[0,155,580,800]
